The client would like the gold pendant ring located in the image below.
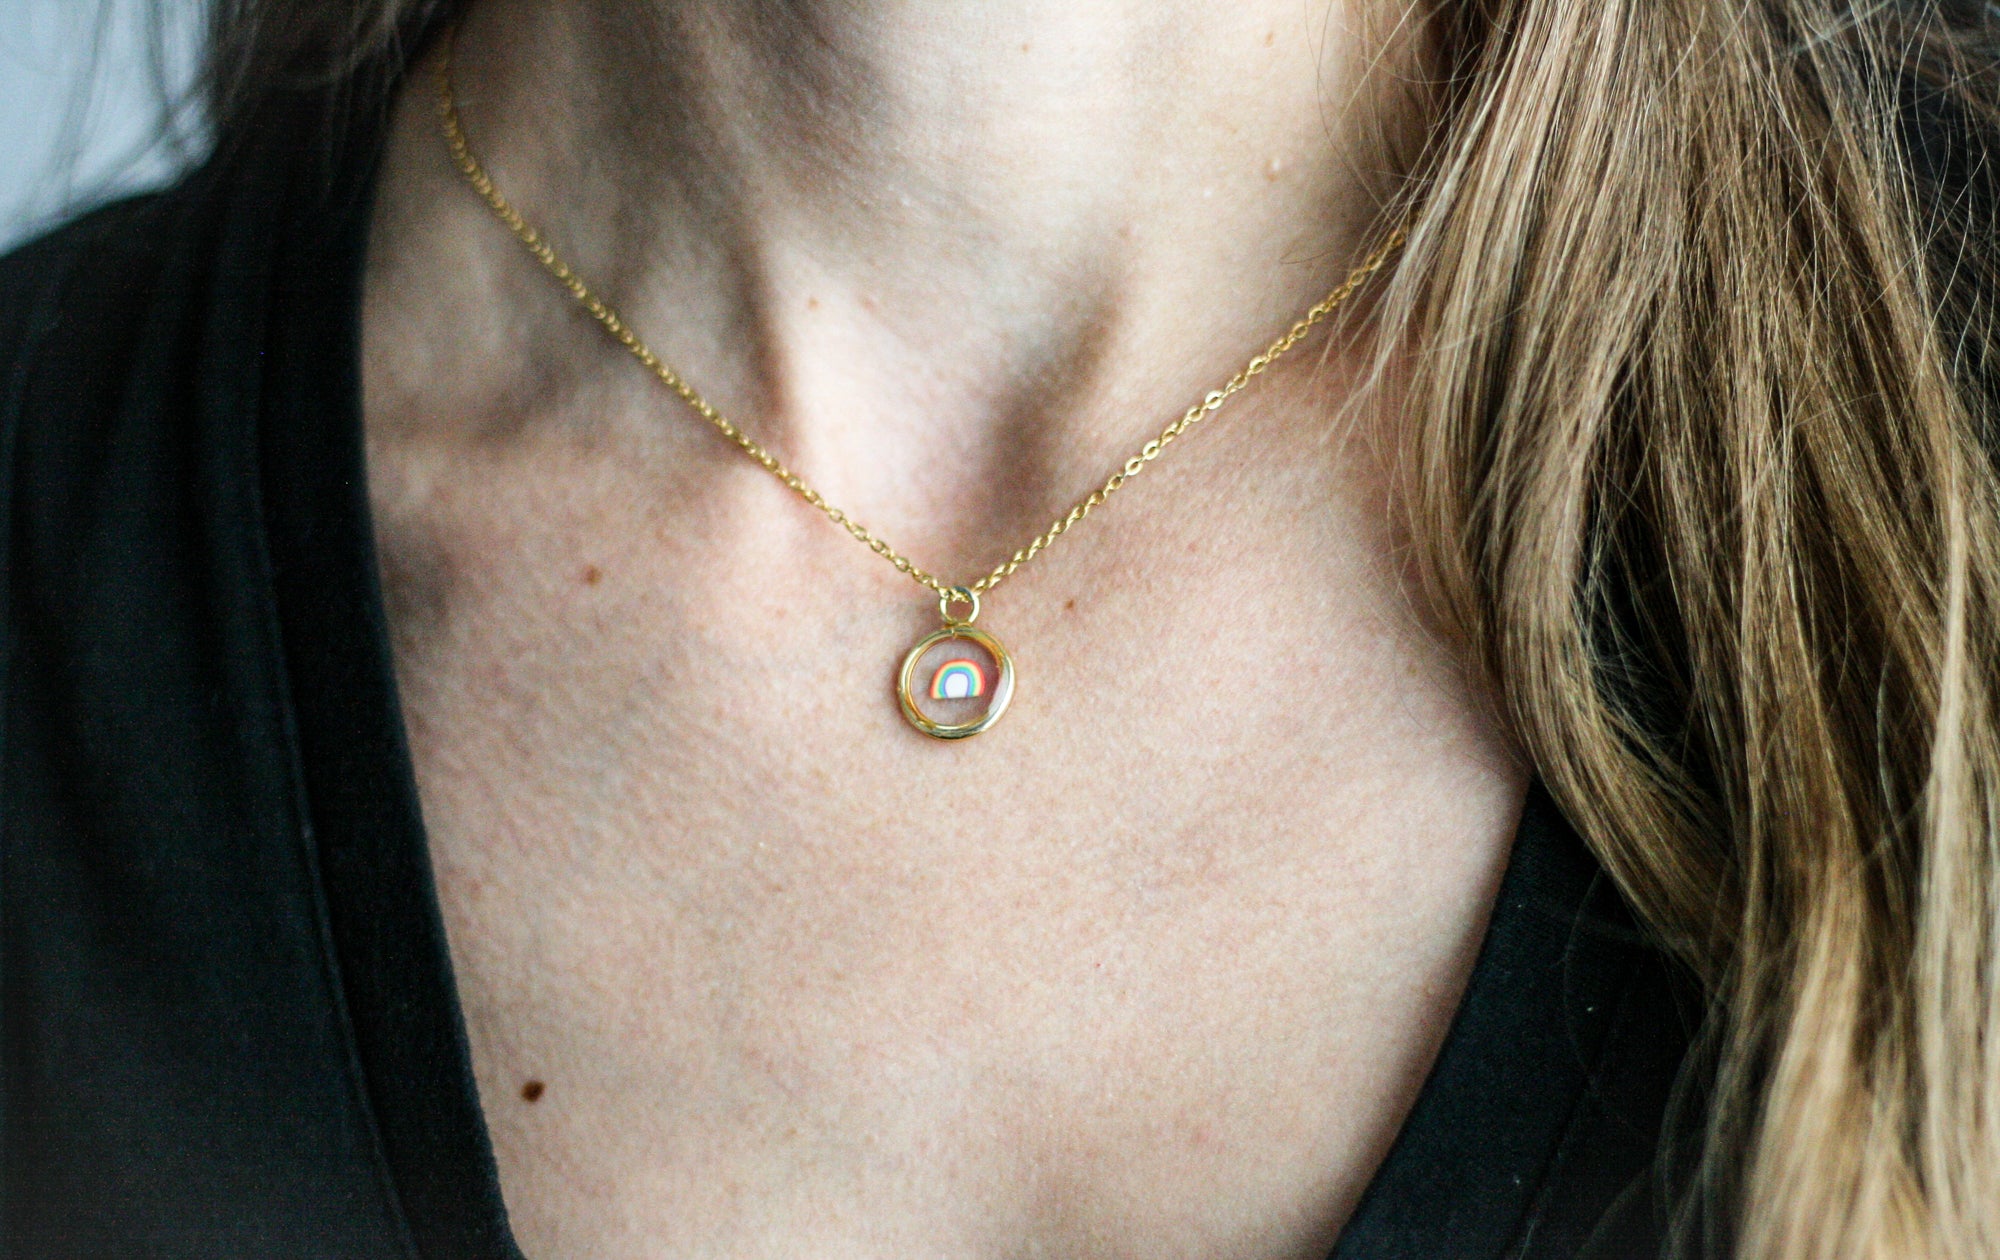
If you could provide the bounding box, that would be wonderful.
[897,623,1015,740]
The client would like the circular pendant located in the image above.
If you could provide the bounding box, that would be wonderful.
[897,621,1015,740]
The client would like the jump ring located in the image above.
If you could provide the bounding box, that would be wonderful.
[939,585,981,625]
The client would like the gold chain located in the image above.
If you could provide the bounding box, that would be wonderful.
[435,36,1406,602]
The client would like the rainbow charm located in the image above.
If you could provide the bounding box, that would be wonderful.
[929,659,987,701]
[897,587,1015,740]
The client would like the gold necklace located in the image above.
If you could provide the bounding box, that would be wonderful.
[435,36,1406,741]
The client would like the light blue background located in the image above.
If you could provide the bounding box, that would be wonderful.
[0,0,203,254]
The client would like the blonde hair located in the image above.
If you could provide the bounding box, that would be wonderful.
[199,0,2000,1253]
[1377,0,2000,1253]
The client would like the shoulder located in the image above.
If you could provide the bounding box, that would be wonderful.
[0,143,304,583]
[0,192,185,402]
[0,184,231,521]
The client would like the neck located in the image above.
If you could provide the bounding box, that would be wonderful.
[402,0,1418,554]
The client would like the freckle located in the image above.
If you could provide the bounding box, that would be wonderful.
[1020,40,1032,53]
[1265,30,1276,46]
[521,1080,545,1103]
[807,296,820,310]
[1064,598,1076,611]
[581,564,603,586]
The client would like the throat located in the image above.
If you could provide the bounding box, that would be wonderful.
[405,0,1423,542]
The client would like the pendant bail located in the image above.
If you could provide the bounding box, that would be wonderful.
[939,585,980,626]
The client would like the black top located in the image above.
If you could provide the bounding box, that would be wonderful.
[0,63,1703,1260]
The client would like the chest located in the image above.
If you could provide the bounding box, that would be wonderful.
[367,420,1522,1260]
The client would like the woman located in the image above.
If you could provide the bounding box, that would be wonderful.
[4,0,1997,1256]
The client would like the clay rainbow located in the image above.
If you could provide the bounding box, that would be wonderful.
[929,658,987,701]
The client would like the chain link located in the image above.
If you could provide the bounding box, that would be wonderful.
[437,34,1406,601]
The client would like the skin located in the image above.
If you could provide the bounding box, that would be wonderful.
[360,2,1526,1257]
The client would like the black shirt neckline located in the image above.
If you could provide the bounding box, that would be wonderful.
[249,62,1693,1260]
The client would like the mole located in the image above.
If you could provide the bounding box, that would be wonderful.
[521,1080,546,1103]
